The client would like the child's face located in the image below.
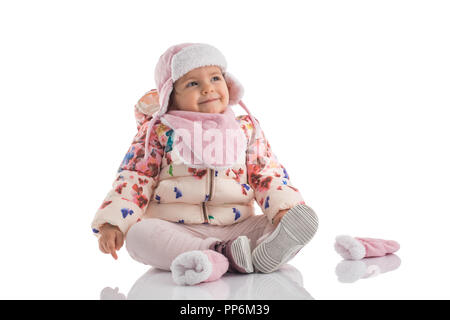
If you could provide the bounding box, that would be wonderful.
[171,66,230,113]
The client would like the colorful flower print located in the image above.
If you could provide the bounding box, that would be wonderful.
[121,208,134,218]
[264,196,270,209]
[156,123,168,137]
[134,194,149,209]
[208,215,215,220]
[249,172,273,192]
[232,208,241,221]
[168,164,173,176]
[131,184,148,209]
[231,168,244,182]
[138,178,149,185]
[241,183,250,196]
[166,152,173,165]
[283,167,289,179]
[165,130,174,152]
[188,168,208,179]
[115,182,127,194]
[121,147,135,167]
[100,200,112,209]
[260,176,272,190]
[132,184,143,194]
[174,187,183,198]
[149,148,157,159]
[135,160,159,178]
[226,168,244,183]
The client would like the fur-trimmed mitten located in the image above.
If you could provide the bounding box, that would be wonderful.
[334,235,400,260]
[170,250,229,286]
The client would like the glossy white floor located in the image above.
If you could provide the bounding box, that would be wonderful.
[97,255,402,301]
[1,205,447,300]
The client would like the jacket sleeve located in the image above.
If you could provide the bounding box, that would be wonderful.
[243,116,305,223]
[91,121,164,237]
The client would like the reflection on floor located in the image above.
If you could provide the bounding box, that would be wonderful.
[100,254,402,300]
[335,254,401,283]
[101,264,314,300]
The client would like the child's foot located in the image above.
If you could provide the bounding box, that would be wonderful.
[211,236,254,273]
[252,204,318,273]
[170,250,229,286]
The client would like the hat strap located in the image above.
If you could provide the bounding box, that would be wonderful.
[239,101,263,142]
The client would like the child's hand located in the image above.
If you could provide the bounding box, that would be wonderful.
[98,223,124,260]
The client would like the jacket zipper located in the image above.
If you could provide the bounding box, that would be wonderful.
[208,169,215,201]
[202,169,215,223]
[202,202,208,223]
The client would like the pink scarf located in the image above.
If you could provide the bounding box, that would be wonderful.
[160,107,247,169]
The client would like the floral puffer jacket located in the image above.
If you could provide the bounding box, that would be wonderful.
[91,94,305,237]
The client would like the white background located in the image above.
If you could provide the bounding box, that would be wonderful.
[1,0,449,299]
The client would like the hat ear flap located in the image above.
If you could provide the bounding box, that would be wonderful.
[224,72,244,106]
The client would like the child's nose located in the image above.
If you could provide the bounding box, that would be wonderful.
[201,84,214,95]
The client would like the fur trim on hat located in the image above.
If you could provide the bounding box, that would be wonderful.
[171,44,227,82]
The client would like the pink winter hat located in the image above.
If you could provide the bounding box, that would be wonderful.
[144,43,260,160]
[154,43,244,115]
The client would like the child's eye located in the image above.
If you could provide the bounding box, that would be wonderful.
[187,81,198,88]
[212,76,221,81]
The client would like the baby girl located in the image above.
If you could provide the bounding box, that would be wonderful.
[91,43,318,285]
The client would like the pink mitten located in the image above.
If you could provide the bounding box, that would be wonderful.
[334,235,400,260]
[170,250,229,286]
